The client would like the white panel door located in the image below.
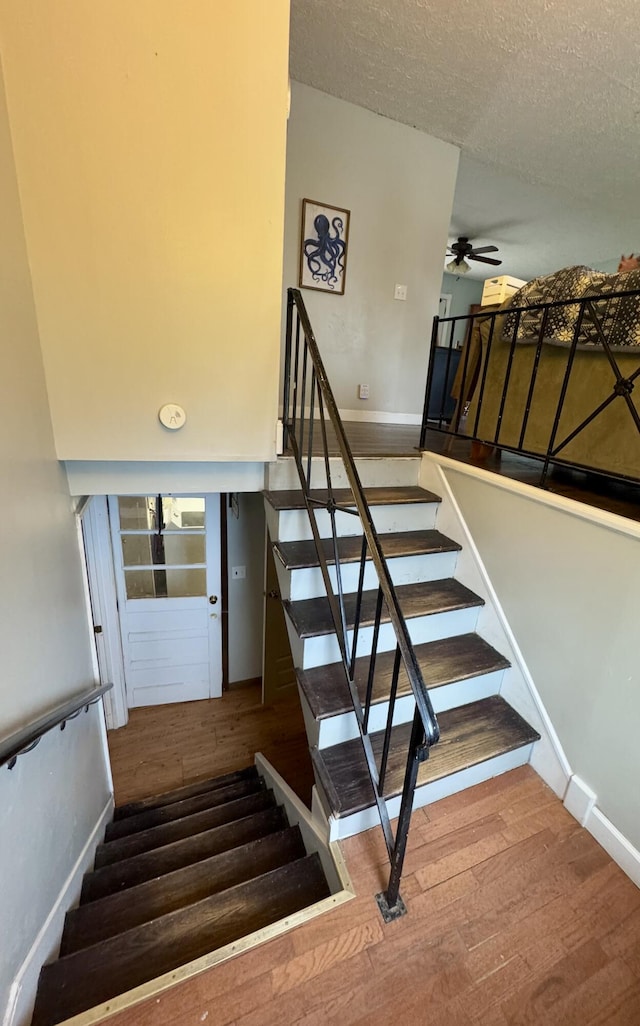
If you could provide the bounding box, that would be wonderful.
[109,495,222,707]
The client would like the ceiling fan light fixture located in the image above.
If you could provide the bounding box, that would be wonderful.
[446,257,470,275]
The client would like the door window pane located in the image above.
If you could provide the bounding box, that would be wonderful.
[124,567,206,599]
[121,533,205,567]
[118,496,205,531]
[165,498,205,529]
[118,496,157,531]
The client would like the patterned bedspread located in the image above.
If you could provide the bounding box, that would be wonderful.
[502,265,640,349]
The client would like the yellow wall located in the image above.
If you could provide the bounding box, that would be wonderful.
[0,52,111,1013]
[0,1,290,461]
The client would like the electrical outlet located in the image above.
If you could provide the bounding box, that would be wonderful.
[358,383,370,400]
[231,566,246,579]
[394,283,408,301]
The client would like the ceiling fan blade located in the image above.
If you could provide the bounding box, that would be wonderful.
[469,254,502,266]
[470,245,499,255]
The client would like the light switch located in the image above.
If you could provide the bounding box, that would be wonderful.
[394,284,408,301]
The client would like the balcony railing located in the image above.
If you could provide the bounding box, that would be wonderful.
[421,289,640,487]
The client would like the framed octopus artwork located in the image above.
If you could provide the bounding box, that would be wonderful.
[299,198,350,295]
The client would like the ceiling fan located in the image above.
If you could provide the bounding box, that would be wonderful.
[446,236,502,275]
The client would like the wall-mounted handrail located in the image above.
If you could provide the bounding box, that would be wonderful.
[283,287,440,919]
[0,683,113,770]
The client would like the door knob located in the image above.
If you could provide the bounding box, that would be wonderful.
[267,589,280,600]
[209,595,218,605]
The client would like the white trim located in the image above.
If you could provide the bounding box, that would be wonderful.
[563,774,596,826]
[4,797,113,1026]
[562,775,640,889]
[280,404,422,426]
[587,808,640,889]
[79,497,128,730]
[65,462,266,498]
[420,457,572,799]
[437,294,453,346]
[254,752,355,898]
[337,408,422,425]
[422,450,640,542]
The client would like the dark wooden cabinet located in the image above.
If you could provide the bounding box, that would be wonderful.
[427,346,461,421]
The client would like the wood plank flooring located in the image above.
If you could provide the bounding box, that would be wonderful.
[283,421,640,524]
[107,681,314,809]
[105,765,640,1026]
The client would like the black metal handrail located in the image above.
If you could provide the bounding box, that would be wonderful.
[420,290,640,488]
[283,287,439,919]
[0,683,113,770]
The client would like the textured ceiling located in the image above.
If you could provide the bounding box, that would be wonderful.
[289,0,640,279]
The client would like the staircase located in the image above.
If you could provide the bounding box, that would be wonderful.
[31,765,333,1026]
[264,455,540,842]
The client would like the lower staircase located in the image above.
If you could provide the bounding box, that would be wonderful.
[31,766,332,1026]
[264,456,541,842]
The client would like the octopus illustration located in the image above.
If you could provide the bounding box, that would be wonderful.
[303,213,346,289]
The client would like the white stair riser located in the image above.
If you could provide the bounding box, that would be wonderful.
[322,743,536,841]
[285,550,459,602]
[266,456,421,491]
[272,502,439,543]
[315,669,507,748]
[296,606,480,670]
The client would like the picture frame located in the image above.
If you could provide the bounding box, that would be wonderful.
[298,198,350,295]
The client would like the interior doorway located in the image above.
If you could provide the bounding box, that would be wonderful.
[108,494,223,708]
[80,493,225,725]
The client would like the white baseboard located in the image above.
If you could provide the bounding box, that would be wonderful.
[563,774,596,826]
[338,408,422,425]
[4,797,113,1026]
[564,775,640,889]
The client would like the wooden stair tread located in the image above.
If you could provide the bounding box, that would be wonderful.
[113,765,258,821]
[32,855,331,1026]
[298,633,511,720]
[95,790,277,868]
[312,696,540,818]
[263,484,440,511]
[82,802,284,902]
[62,827,306,955]
[105,776,264,841]
[284,578,483,639]
[274,529,461,570]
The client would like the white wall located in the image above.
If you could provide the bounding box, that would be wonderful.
[439,271,484,348]
[0,1,290,462]
[226,494,266,684]
[0,57,111,1019]
[64,461,267,499]
[283,83,459,418]
[444,466,640,852]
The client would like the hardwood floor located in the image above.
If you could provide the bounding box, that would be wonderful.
[107,681,314,809]
[105,765,640,1026]
[290,420,640,524]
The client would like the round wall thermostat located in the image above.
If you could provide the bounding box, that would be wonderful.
[158,403,186,430]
